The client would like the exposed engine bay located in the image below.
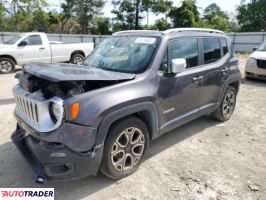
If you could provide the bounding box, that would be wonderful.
[16,71,125,99]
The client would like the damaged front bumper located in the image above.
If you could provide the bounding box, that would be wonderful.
[11,122,104,182]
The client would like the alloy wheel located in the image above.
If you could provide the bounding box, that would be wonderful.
[0,61,13,73]
[111,127,145,172]
[222,90,236,118]
[73,56,83,65]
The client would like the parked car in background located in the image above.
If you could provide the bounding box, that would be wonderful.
[245,41,266,80]
[0,32,94,74]
[11,28,241,182]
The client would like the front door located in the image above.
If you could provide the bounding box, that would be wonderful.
[157,37,203,134]
[16,35,50,64]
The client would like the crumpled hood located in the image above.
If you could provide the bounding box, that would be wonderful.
[23,63,136,82]
[250,51,266,60]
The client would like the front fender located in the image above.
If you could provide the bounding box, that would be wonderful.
[95,102,160,145]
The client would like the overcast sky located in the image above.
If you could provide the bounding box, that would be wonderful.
[50,0,248,24]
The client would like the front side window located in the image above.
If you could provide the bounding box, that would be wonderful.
[203,38,221,64]
[169,38,199,69]
[23,35,42,46]
[83,36,159,74]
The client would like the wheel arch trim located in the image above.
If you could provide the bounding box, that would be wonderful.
[95,102,159,146]
[219,79,240,105]
[0,55,17,64]
[70,50,85,60]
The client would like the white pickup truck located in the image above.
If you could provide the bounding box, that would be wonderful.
[0,32,94,74]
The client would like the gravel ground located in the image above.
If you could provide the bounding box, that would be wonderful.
[0,57,265,200]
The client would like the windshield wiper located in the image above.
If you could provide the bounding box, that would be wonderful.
[100,67,120,72]
[83,64,115,72]
[100,67,132,74]
[83,63,127,73]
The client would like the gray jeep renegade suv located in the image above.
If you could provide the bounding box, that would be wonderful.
[11,28,241,182]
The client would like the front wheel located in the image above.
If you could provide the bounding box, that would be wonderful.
[212,86,237,122]
[0,57,15,74]
[100,117,149,180]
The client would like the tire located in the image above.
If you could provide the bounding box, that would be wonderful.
[70,54,84,65]
[100,116,149,180]
[245,72,250,79]
[212,86,237,122]
[0,57,15,74]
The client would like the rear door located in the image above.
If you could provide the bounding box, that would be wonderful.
[16,35,50,64]
[196,37,230,114]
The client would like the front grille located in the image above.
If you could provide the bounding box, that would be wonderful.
[246,72,266,78]
[13,85,64,133]
[14,95,39,126]
[257,59,266,69]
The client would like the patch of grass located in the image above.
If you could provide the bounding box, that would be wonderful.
[236,52,251,58]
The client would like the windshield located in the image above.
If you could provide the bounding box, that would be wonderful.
[3,34,24,45]
[258,41,266,51]
[83,36,159,73]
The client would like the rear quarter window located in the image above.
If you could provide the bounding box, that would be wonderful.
[221,38,229,55]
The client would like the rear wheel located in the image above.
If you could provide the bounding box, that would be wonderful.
[245,72,252,80]
[0,57,15,74]
[212,86,237,122]
[70,54,84,65]
[100,117,149,180]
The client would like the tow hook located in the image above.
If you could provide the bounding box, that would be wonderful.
[35,176,46,184]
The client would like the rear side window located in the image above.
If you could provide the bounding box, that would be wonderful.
[169,38,199,69]
[221,38,229,55]
[202,38,221,64]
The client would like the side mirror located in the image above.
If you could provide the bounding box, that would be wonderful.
[252,47,257,52]
[18,41,27,47]
[170,58,186,74]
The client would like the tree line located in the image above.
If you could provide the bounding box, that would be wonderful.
[0,0,265,34]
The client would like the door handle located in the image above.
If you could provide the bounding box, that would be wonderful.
[39,47,45,50]
[221,68,229,75]
[192,75,203,83]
